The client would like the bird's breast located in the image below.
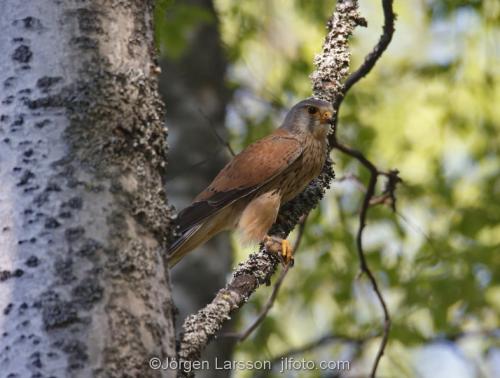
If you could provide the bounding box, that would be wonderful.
[278,135,327,203]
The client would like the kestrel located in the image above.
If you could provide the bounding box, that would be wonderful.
[167,98,333,267]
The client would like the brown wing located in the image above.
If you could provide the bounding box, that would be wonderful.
[175,128,303,233]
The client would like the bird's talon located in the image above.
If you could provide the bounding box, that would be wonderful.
[264,236,294,266]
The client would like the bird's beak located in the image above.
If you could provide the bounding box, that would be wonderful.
[321,110,333,125]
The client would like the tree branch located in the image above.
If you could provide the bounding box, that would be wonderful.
[176,1,365,374]
[343,0,396,94]
[222,217,308,342]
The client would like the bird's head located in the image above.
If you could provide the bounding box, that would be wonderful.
[281,98,334,140]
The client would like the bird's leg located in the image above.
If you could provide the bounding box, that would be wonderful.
[263,235,294,266]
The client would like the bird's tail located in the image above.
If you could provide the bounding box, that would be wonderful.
[167,203,236,267]
[167,220,221,267]
[167,224,202,267]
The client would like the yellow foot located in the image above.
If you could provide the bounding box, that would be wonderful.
[263,235,294,266]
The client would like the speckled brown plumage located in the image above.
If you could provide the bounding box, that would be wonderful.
[167,98,333,267]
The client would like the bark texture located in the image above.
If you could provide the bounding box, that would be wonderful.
[0,1,175,377]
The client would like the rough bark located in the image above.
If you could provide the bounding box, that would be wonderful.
[157,0,236,375]
[0,1,175,377]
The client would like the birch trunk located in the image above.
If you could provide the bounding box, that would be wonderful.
[0,1,175,377]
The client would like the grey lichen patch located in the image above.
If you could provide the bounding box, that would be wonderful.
[25,255,40,268]
[55,338,89,371]
[107,239,156,280]
[40,290,79,330]
[65,226,85,242]
[11,114,25,127]
[13,16,43,30]
[54,258,75,284]
[3,303,14,316]
[4,76,16,88]
[12,45,32,64]
[72,277,103,309]
[106,210,128,238]
[73,7,104,34]
[71,36,99,50]
[29,351,43,369]
[16,169,35,186]
[69,73,167,174]
[127,1,153,59]
[2,95,15,105]
[27,72,168,177]
[67,196,83,209]
[36,76,63,93]
[126,157,173,246]
[34,119,51,129]
[44,217,61,229]
[310,0,365,103]
[142,313,167,348]
[77,238,104,258]
[101,307,150,378]
[25,92,67,109]
[0,269,24,282]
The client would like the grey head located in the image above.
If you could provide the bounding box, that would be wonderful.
[280,98,334,136]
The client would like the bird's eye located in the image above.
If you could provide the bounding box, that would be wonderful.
[308,106,318,115]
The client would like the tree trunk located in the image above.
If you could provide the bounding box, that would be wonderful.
[0,1,175,377]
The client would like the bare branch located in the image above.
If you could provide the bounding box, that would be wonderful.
[343,0,396,94]
[330,143,402,378]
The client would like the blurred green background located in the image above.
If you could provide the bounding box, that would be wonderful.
[156,0,500,377]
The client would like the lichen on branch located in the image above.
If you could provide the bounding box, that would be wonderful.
[310,0,366,104]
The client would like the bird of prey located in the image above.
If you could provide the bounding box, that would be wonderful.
[167,98,333,267]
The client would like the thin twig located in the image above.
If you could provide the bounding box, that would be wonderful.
[197,107,236,157]
[330,142,400,377]
[343,0,396,94]
[331,118,395,378]
[353,154,392,378]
